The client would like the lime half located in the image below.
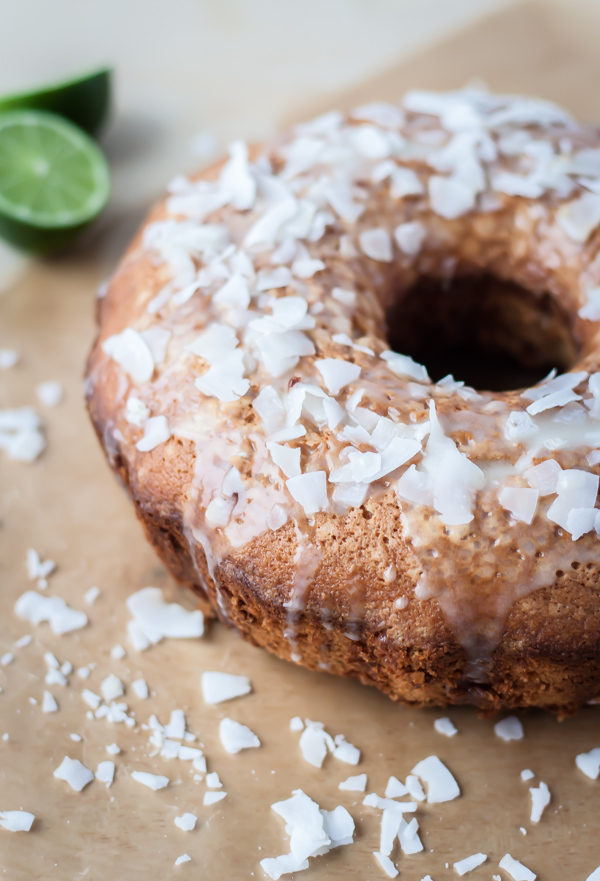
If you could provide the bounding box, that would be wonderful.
[0,110,110,254]
[0,68,112,137]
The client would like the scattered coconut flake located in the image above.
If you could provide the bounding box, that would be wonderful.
[299,724,329,768]
[454,853,487,875]
[82,689,101,710]
[575,747,600,779]
[521,769,535,781]
[411,756,460,803]
[504,411,539,443]
[174,812,197,831]
[405,774,426,801]
[131,678,149,700]
[204,791,226,806]
[332,738,360,765]
[384,776,408,798]
[373,851,398,878]
[36,380,63,407]
[106,743,121,755]
[498,854,536,881]
[260,789,354,880]
[494,716,524,742]
[84,586,100,605]
[0,349,18,369]
[42,691,58,713]
[53,756,94,792]
[1,652,13,666]
[434,717,458,737]
[529,781,550,822]
[131,771,169,791]
[587,868,600,881]
[110,644,126,660]
[202,671,252,704]
[0,407,45,462]
[381,350,429,383]
[429,174,476,219]
[290,716,304,732]
[96,761,115,788]
[26,548,56,582]
[174,854,191,866]
[126,587,204,649]
[0,811,35,832]
[206,772,222,789]
[101,674,125,702]
[219,718,260,754]
[14,591,87,635]
[339,774,367,792]
[125,395,150,427]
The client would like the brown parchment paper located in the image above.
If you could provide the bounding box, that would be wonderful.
[2,3,600,879]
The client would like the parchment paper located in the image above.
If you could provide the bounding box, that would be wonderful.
[2,2,600,878]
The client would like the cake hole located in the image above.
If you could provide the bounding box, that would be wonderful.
[385,274,580,392]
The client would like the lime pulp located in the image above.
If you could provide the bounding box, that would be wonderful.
[0,67,112,137]
[0,110,110,254]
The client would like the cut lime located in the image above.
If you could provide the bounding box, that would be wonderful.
[0,67,112,137]
[0,110,110,254]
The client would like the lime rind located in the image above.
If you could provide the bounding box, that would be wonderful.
[0,110,110,229]
[0,67,112,137]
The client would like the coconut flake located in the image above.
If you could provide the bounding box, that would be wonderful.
[557,191,600,242]
[42,691,58,713]
[358,228,393,262]
[381,351,429,383]
[529,781,550,822]
[580,287,600,321]
[373,852,398,878]
[547,469,599,535]
[102,328,154,384]
[421,401,484,525]
[524,459,562,495]
[299,724,329,768]
[174,812,197,831]
[286,471,328,515]
[339,774,367,792]
[131,771,169,791]
[201,671,252,704]
[498,854,536,881]
[219,718,260,753]
[429,175,476,219]
[15,591,87,635]
[454,853,487,875]
[0,407,46,462]
[135,415,171,452]
[36,380,62,407]
[394,221,426,256]
[411,755,460,803]
[434,717,458,737]
[96,761,115,788]
[333,738,360,765]
[126,587,204,648]
[494,716,524,742]
[575,747,600,779]
[53,756,94,792]
[101,674,125,703]
[267,442,301,478]
[174,854,192,866]
[384,776,408,798]
[203,791,226,806]
[498,486,539,524]
[504,411,540,443]
[0,811,35,832]
[0,349,18,369]
[315,359,361,395]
